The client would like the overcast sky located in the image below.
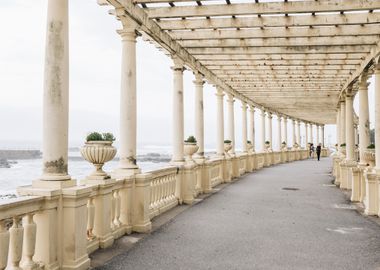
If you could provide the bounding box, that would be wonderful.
[0,1,375,151]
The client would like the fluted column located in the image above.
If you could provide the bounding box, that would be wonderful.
[322,125,325,147]
[260,110,266,151]
[171,57,185,163]
[249,105,255,152]
[242,101,248,153]
[375,66,380,169]
[346,91,355,161]
[304,123,308,147]
[310,124,314,145]
[226,94,235,155]
[266,112,273,146]
[216,88,225,157]
[40,0,72,184]
[340,98,346,145]
[297,120,301,146]
[358,79,370,163]
[316,125,320,145]
[336,108,341,146]
[117,28,139,174]
[283,117,288,146]
[194,73,205,158]
[277,115,282,151]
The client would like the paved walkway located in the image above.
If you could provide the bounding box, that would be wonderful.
[96,158,380,270]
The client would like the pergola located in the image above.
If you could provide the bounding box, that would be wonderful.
[100,0,380,124]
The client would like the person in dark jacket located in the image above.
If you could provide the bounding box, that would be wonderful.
[316,143,322,161]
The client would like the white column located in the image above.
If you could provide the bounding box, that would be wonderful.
[346,92,355,161]
[194,73,205,158]
[226,94,235,155]
[117,28,139,174]
[322,125,325,147]
[242,101,248,153]
[216,88,225,157]
[297,120,301,145]
[374,67,380,169]
[358,80,370,163]
[40,0,71,183]
[283,117,288,146]
[249,105,255,152]
[277,115,282,151]
[336,108,341,146]
[292,119,296,146]
[261,110,266,151]
[316,125,320,145]
[304,122,308,147]
[171,57,185,163]
[340,99,346,145]
[266,112,273,145]
[310,124,314,145]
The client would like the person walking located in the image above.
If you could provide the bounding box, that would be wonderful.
[309,143,314,158]
[316,143,322,161]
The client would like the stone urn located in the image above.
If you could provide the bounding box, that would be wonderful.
[81,141,117,180]
[265,142,271,151]
[184,142,199,162]
[281,142,287,151]
[247,142,253,153]
[363,149,375,167]
[224,142,232,154]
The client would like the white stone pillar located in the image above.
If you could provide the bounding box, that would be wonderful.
[297,120,301,145]
[171,57,185,163]
[346,92,355,161]
[194,73,205,158]
[277,115,282,151]
[310,124,314,145]
[249,105,255,152]
[266,112,273,145]
[305,122,309,147]
[336,108,341,146]
[322,125,325,147]
[316,125,320,145]
[358,80,370,163]
[283,117,288,146]
[292,119,296,146]
[117,28,139,175]
[261,110,266,151]
[216,88,225,157]
[340,99,346,145]
[39,0,72,185]
[226,94,235,155]
[375,67,380,169]
[242,101,248,153]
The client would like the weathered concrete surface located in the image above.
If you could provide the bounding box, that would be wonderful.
[96,158,380,270]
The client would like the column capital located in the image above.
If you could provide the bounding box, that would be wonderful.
[117,28,137,42]
[241,101,248,110]
[267,112,273,119]
[171,56,185,71]
[226,93,235,102]
[193,72,204,85]
[215,87,225,97]
[249,104,255,111]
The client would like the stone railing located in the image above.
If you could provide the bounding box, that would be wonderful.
[0,196,46,270]
[0,150,310,270]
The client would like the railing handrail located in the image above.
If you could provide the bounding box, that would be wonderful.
[0,196,44,220]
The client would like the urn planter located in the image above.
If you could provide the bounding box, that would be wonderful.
[184,142,199,162]
[224,143,232,155]
[81,141,117,180]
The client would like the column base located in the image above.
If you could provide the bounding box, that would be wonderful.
[32,179,77,189]
[112,167,141,179]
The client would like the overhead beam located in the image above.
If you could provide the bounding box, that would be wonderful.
[194,54,366,61]
[188,45,373,55]
[158,12,380,30]
[208,65,357,70]
[170,24,380,40]
[213,70,352,75]
[147,0,380,19]
[179,36,379,48]
[202,59,362,66]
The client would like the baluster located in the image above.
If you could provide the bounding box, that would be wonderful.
[149,181,154,208]
[158,178,163,206]
[154,179,159,207]
[164,176,169,202]
[0,220,9,270]
[87,198,95,240]
[9,217,23,270]
[114,190,121,227]
[21,214,37,270]
[110,191,116,231]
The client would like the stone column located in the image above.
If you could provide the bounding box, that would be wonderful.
[310,124,314,145]
[260,110,266,151]
[171,57,185,163]
[242,101,248,153]
[283,117,288,146]
[346,93,355,161]
[322,125,325,147]
[249,105,255,152]
[226,94,235,155]
[38,0,74,187]
[116,28,140,176]
[375,66,380,169]
[358,80,370,163]
[277,115,282,151]
[266,112,273,146]
[292,119,296,146]
[216,88,225,157]
[305,122,308,147]
[336,107,341,146]
[297,120,301,146]
[316,125,320,145]
[340,98,346,145]
[194,73,205,158]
